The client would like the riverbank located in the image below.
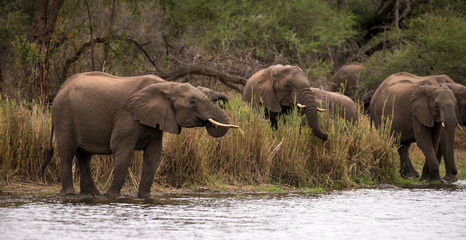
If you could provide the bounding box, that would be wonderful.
[1,98,465,198]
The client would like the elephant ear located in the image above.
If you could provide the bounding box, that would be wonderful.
[126,83,180,134]
[255,66,281,112]
[411,85,434,127]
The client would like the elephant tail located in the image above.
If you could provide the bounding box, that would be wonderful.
[39,123,54,181]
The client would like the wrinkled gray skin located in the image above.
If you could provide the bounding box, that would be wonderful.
[397,73,466,181]
[311,88,358,123]
[370,72,458,181]
[43,72,230,198]
[330,63,365,99]
[242,64,328,141]
[196,86,229,106]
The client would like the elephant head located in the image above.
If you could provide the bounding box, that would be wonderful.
[411,84,458,180]
[243,64,328,141]
[443,83,466,126]
[330,63,365,98]
[127,82,236,138]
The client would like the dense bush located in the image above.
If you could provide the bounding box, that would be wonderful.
[363,13,466,90]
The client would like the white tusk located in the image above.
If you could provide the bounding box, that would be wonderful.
[208,118,239,128]
[442,122,445,128]
[317,107,326,112]
[297,103,306,108]
[458,123,464,131]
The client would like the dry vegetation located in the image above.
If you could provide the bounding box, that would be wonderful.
[1,95,407,193]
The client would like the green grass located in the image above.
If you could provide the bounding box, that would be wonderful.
[3,94,451,193]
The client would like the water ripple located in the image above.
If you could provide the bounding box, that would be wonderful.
[1,181,465,240]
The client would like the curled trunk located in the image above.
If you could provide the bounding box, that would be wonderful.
[297,87,328,141]
[202,98,230,138]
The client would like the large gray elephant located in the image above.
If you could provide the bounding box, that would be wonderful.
[39,72,237,198]
[395,73,466,181]
[242,64,328,141]
[370,72,459,181]
[311,88,358,123]
[330,63,365,99]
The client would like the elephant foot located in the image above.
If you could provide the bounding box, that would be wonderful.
[104,190,121,198]
[137,191,152,199]
[80,183,100,195]
[400,169,419,179]
[419,170,430,181]
[443,174,458,182]
[59,186,76,195]
[419,171,444,183]
[80,188,101,196]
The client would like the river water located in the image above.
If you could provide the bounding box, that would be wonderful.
[1,181,465,240]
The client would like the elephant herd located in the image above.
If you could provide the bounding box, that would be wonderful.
[39,64,466,198]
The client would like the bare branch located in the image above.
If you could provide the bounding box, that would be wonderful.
[61,36,246,93]
[150,65,246,93]
[125,37,161,72]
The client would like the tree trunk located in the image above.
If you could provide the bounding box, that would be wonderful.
[33,0,65,100]
[84,0,96,71]
[103,0,117,69]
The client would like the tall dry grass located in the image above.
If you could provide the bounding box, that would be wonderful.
[0,98,56,181]
[0,95,401,190]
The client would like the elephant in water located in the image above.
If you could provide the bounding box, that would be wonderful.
[39,72,238,198]
[310,88,358,123]
[392,72,466,181]
[370,72,459,181]
[242,64,328,141]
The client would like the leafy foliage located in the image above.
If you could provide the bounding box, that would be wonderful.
[163,0,357,64]
[363,13,466,89]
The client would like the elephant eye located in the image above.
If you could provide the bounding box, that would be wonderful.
[190,98,196,105]
[285,83,291,89]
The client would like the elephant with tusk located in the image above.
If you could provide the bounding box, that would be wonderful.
[242,64,328,141]
[370,72,459,182]
[393,72,466,181]
[39,72,237,198]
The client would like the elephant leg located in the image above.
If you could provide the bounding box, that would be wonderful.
[105,148,134,198]
[266,110,279,129]
[76,149,100,195]
[398,143,419,178]
[416,128,442,182]
[57,145,77,195]
[138,133,163,198]
[437,134,458,182]
[421,129,443,180]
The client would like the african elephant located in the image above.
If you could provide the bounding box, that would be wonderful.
[396,72,466,181]
[370,72,459,181]
[242,64,328,141]
[311,88,358,123]
[39,72,237,198]
[330,63,365,100]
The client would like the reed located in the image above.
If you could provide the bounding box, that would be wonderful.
[0,98,57,182]
[1,95,401,190]
[157,95,400,188]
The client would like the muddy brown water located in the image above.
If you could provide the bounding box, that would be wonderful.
[1,181,465,239]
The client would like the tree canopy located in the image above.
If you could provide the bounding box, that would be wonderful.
[0,0,465,100]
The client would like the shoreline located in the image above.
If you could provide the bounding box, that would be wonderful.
[1,178,464,203]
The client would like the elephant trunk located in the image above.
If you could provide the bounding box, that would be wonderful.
[297,86,328,141]
[202,98,230,138]
[441,110,458,176]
